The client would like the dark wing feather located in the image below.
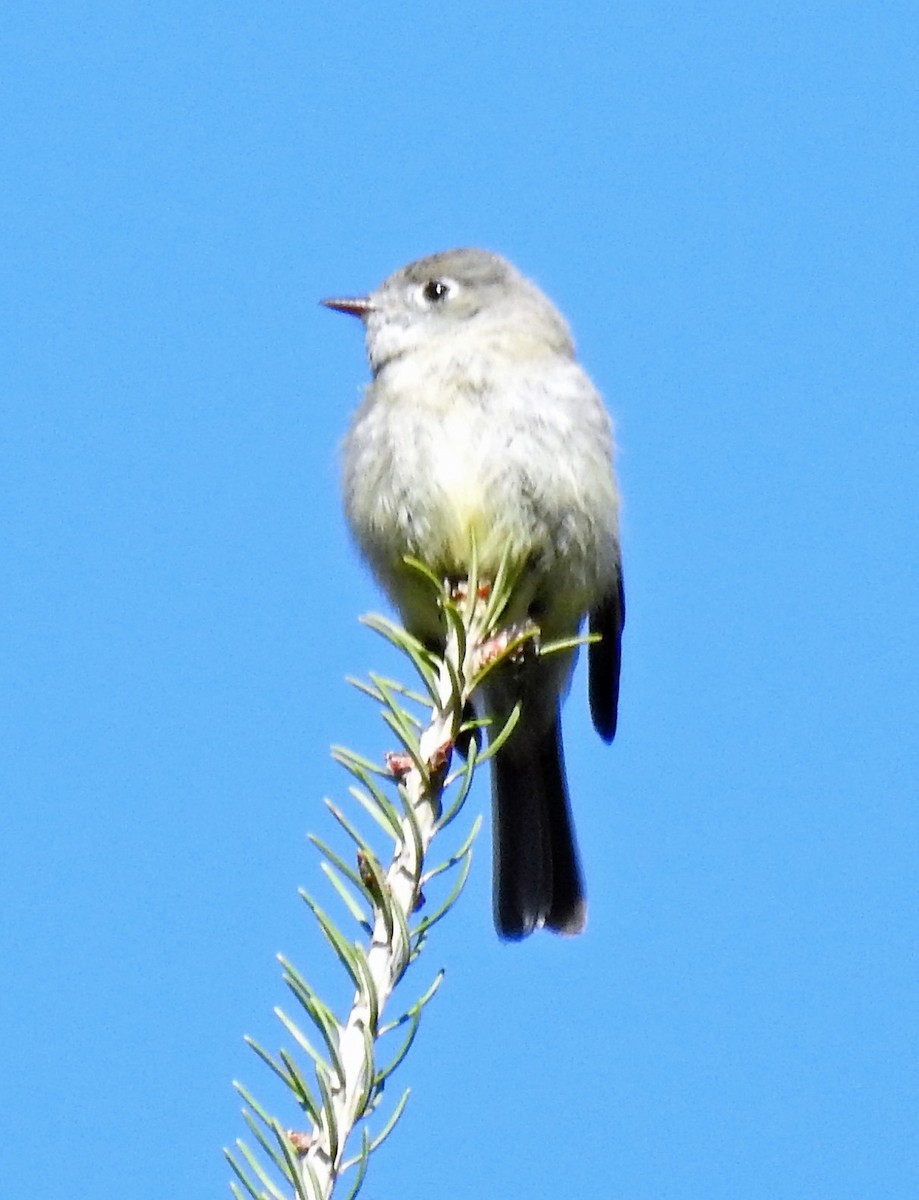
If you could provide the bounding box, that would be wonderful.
[588,564,625,743]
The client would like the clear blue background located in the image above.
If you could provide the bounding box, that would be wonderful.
[3,3,917,1197]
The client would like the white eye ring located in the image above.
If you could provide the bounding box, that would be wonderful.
[418,277,459,306]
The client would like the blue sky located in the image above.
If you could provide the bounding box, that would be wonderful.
[3,3,917,1197]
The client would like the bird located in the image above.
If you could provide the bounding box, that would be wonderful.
[323,248,623,939]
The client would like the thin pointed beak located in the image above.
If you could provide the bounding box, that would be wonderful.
[321,295,375,319]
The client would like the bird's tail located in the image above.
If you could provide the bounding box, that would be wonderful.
[491,714,587,939]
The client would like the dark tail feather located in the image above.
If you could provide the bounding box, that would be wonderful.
[492,715,587,939]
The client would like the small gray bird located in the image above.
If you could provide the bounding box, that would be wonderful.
[323,248,624,939]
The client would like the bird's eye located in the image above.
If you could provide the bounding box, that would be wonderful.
[422,279,451,303]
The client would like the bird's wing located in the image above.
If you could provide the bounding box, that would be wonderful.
[588,562,625,743]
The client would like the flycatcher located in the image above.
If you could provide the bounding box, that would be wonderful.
[324,248,624,939]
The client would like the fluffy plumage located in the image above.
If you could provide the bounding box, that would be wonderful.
[326,248,624,938]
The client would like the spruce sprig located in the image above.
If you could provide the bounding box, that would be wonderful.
[226,553,528,1200]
